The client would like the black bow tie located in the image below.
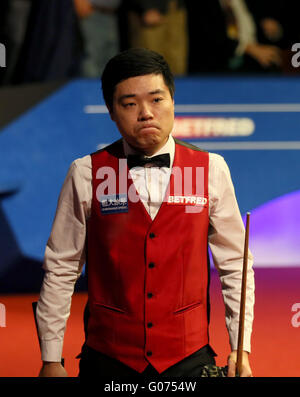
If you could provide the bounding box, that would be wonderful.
[127,153,170,169]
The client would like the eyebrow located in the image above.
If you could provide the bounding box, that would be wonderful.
[149,89,166,95]
[118,89,166,102]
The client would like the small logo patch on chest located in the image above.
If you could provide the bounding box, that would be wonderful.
[100,194,128,214]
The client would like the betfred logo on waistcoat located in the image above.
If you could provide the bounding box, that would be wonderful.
[167,195,208,213]
[168,195,207,206]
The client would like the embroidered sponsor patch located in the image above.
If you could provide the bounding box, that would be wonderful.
[167,195,208,206]
[100,194,128,214]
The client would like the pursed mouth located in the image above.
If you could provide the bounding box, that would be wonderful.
[139,125,160,131]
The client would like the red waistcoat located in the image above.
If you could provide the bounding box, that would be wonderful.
[86,138,210,373]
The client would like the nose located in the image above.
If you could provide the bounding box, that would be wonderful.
[138,102,153,121]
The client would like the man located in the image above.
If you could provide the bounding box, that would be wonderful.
[126,0,188,75]
[186,0,282,74]
[73,0,121,77]
[37,48,254,377]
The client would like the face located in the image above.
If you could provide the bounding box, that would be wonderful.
[109,73,175,155]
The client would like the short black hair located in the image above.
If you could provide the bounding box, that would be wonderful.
[101,48,175,110]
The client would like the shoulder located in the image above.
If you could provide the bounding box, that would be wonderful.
[208,153,236,197]
[174,138,229,170]
[174,138,207,153]
[90,139,123,159]
[208,152,232,181]
[66,155,92,186]
[69,138,122,174]
[208,152,227,169]
[72,154,92,173]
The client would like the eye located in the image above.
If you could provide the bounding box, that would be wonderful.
[123,102,136,108]
[153,97,163,103]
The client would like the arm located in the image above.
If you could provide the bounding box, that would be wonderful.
[208,154,255,377]
[229,0,282,67]
[244,43,282,68]
[36,159,91,377]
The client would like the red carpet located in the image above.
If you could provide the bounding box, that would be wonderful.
[0,268,299,377]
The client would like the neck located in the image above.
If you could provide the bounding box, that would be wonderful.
[127,137,169,157]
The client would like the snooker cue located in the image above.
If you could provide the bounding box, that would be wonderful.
[236,212,250,376]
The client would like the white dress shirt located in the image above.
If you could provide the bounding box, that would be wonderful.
[36,135,255,362]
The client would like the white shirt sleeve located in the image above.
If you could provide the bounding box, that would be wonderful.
[36,157,91,362]
[208,153,255,352]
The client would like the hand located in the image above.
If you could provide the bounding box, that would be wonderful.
[227,350,253,377]
[260,18,283,42]
[38,362,68,377]
[245,43,282,68]
[142,9,164,26]
[73,0,94,19]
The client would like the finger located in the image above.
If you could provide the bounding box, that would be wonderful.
[240,368,253,377]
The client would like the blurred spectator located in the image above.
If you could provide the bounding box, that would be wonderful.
[126,0,188,76]
[0,0,32,85]
[245,0,298,47]
[74,0,121,78]
[245,0,300,74]
[186,0,283,74]
[0,1,9,84]
[11,0,81,84]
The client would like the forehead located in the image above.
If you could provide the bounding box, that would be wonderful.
[114,74,170,98]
